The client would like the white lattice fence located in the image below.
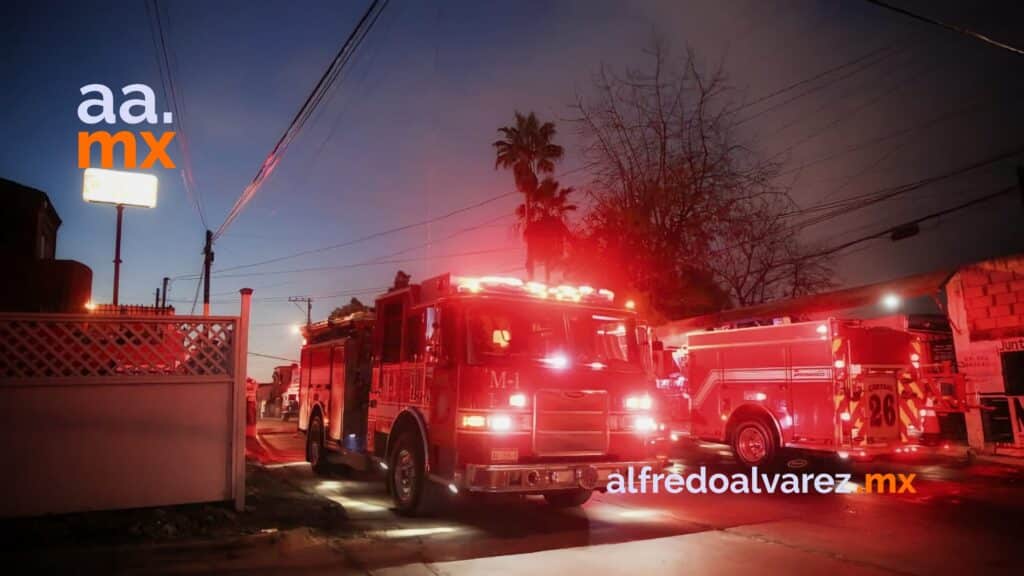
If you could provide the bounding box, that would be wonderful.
[0,311,248,516]
[0,314,235,380]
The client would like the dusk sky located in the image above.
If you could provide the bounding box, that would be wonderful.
[2,0,1022,379]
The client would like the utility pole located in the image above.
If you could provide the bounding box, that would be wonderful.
[112,204,124,306]
[154,287,161,307]
[288,296,313,327]
[203,229,214,316]
[161,277,169,308]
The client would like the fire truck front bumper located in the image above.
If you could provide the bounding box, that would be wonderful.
[458,460,666,493]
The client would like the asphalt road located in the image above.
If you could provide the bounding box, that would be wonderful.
[254,419,1024,575]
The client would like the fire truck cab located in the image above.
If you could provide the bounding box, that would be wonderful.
[299,274,666,514]
[658,319,917,466]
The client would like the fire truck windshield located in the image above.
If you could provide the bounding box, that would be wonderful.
[467,303,640,369]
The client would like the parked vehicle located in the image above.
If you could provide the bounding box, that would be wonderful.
[298,273,667,514]
[656,319,918,466]
[271,364,301,420]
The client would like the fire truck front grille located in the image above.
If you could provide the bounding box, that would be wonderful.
[533,390,609,456]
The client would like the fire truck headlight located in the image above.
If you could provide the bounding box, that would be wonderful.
[541,354,569,370]
[633,415,657,433]
[509,393,527,408]
[488,414,512,432]
[624,394,653,410]
[461,415,486,428]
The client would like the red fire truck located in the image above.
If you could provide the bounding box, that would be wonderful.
[861,314,969,450]
[656,319,917,466]
[298,274,666,514]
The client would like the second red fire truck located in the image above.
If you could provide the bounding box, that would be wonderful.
[656,319,919,466]
[298,274,666,514]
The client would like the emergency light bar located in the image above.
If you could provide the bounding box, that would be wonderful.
[452,275,616,304]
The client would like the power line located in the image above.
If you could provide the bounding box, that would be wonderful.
[146,0,207,229]
[201,191,516,276]
[733,40,903,115]
[169,285,385,305]
[775,92,1008,179]
[764,44,937,161]
[213,0,390,240]
[181,245,519,281]
[781,145,1024,221]
[864,0,1024,56]
[706,147,1024,259]
[249,351,299,363]
[189,262,204,314]
[733,184,1019,282]
[802,184,1017,260]
[734,40,912,127]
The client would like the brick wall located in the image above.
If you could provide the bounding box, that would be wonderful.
[960,260,1024,339]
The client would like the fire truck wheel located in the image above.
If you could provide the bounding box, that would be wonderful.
[732,418,777,468]
[389,431,427,516]
[307,414,330,475]
[543,489,592,508]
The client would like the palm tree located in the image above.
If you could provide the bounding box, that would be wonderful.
[493,112,565,279]
[516,178,577,283]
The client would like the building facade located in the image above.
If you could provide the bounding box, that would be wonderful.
[946,254,1024,452]
[0,178,91,312]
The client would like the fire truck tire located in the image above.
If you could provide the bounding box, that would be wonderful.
[543,489,592,508]
[731,418,777,468]
[307,413,330,476]
[388,430,428,516]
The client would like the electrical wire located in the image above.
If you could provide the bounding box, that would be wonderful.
[733,39,904,116]
[147,0,207,229]
[204,190,516,276]
[734,40,912,127]
[863,0,1024,56]
[213,0,390,241]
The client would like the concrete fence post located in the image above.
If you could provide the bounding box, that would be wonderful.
[234,288,253,512]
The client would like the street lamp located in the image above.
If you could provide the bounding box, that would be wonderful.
[881,292,902,311]
[83,168,158,306]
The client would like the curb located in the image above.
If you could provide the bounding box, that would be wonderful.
[974,453,1024,470]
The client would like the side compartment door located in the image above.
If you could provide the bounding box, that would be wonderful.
[368,297,405,454]
[298,347,311,431]
[788,341,835,447]
[687,348,721,439]
[328,344,345,441]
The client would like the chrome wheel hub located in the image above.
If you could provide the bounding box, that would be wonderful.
[737,427,766,464]
[395,448,416,503]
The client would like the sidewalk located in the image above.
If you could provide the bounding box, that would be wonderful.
[371,530,892,576]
